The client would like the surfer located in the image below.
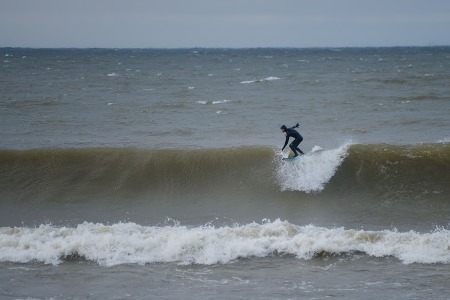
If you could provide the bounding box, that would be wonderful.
[280,123,305,157]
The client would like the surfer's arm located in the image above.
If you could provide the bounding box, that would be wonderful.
[291,123,300,129]
[282,136,289,150]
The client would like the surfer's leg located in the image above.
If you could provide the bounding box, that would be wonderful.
[289,143,299,157]
[294,137,305,155]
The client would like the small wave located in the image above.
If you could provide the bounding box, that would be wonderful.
[240,76,281,84]
[1,220,448,266]
[264,76,281,81]
[196,100,232,105]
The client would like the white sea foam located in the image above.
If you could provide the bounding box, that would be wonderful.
[196,100,231,105]
[240,76,281,84]
[437,137,450,143]
[1,220,449,266]
[277,143,350,193]
[264,76,281,81]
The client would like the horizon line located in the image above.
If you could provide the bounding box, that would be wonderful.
[1,45,449,50]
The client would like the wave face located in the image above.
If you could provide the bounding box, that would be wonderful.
[1,143,448,199]
[333,143,450,196]
[1,220,449,266]
[0,147,276,203]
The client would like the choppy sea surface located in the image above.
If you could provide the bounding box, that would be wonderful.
[1,47,450,299]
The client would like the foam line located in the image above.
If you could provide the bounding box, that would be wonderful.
[1,220,449,266]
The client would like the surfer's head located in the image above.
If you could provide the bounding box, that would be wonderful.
[280,125,287,133]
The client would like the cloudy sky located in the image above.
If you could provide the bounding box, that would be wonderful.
[1,0,450,48]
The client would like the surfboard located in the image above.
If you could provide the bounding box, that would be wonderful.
[282,156,300,161]
[282,147,323,161]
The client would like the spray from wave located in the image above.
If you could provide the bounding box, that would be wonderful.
[276,143,351,193]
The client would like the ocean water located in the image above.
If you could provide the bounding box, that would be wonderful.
[1,47,450,299]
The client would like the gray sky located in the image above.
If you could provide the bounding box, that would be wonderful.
[1,0,450,48]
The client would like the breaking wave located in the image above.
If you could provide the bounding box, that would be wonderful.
[1,220,449,266]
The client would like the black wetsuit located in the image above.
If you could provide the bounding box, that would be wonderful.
[282,126,304,157]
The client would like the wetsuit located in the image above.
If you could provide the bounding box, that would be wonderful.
[282,125,304,157]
